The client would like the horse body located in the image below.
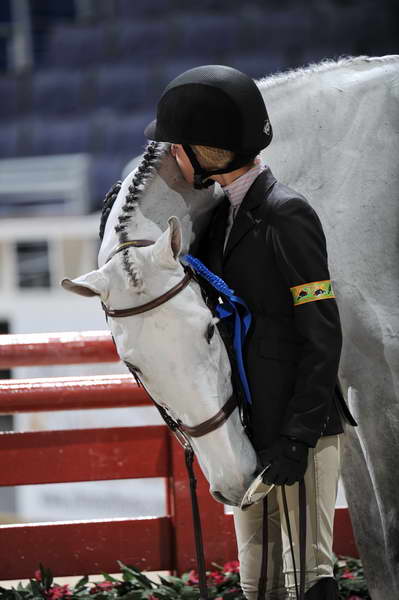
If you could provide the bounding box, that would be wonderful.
[258,55,399,598]
[62,56,399,595]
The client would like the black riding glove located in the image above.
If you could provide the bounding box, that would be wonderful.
[258,436,310,486]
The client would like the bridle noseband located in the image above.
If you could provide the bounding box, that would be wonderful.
[102,239,238,439]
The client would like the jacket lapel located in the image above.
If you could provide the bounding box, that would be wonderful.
[204,194,229,276]
[223,166,277,266]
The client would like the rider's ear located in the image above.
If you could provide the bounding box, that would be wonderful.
[61,268,110,300]
[152,216,182,268]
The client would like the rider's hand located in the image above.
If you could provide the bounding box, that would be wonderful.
[258,436,310,486]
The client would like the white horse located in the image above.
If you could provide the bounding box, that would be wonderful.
[62,143,259,507]
[62,54,399,597]
[257,54,399,600]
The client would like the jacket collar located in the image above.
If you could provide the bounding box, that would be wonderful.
[222,166,277,264]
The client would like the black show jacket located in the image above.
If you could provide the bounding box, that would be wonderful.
[196,166,358,451]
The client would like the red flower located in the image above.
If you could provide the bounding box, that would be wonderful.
[90,581,117,594]
[208,571,226,585]
[34,569,42,581]
[187,569,199,585]
[45,584,71,599]
[342,572,355,579]
[223,560,240,573]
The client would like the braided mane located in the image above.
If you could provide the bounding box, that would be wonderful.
[99,141,164,287]
[115,141,163,242]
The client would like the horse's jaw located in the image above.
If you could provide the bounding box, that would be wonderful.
[190,411,259,506]
[112,317,258,507]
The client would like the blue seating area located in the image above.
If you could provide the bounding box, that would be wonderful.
[94,65,158,113]
[0,1,395,211]
[171,15,244,60]
[31,69,86,115]
[92,110,154,157]
[0,6,278,211]
[42,23,112,68]
[0,76,21,118]
[28,116,92,155]
[113,20,174,62]
[0,121,18,157]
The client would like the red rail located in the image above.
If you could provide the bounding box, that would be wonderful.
[0,331,117,368]
[0,374,149,412]
[0,331,358,580]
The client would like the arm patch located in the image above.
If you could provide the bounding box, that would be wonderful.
[290,279,335,306]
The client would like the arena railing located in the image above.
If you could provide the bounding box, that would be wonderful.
[0,331,358,581]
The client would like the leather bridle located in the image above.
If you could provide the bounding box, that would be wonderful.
[102,239,238,439]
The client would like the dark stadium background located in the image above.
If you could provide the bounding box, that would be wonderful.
[0,0,397,213]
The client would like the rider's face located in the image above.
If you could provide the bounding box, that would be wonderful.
[170,144,194,184]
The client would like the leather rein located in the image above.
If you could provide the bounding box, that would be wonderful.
[102,239,238,439]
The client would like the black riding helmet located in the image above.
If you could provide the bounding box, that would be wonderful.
[144,65,273,189]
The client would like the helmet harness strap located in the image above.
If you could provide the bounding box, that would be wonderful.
[182,144,256,190]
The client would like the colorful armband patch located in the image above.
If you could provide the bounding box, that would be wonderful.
[290,280,335,306]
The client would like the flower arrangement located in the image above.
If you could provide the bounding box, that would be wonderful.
[0,555,369,599]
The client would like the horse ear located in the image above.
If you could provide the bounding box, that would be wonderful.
[61,269,109,299]
[152,215,182,268]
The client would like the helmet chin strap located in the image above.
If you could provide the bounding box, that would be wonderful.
[182,144,256,190]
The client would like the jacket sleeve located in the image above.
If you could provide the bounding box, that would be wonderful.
[270,197,342,447]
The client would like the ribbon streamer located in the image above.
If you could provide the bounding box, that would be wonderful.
[182,254,253,405]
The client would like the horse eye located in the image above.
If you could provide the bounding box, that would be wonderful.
[206,323,215,343]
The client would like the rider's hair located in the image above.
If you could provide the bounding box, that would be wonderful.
[191,144,235,170]
[191,144,257,171]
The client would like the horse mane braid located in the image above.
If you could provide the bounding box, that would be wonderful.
[115,141,163,286]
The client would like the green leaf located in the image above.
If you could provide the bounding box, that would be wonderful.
[179,587,203,599]
[8,590,25,600]
[28,578,44,597]
[150,587,177,599]
[117,562,154,589]
[118,591,145,600]
[158,576,184,591]
[74,575,89,590]
[39,562,53,591]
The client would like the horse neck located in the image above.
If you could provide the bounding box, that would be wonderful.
[261,57,399,125]
[260,56,398,99]
[259,57,399,187]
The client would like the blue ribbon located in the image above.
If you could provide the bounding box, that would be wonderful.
[182,254,253,405]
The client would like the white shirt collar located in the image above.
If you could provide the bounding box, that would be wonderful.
[222,157,266,207]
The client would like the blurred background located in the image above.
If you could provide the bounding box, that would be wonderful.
[0,0,397,530]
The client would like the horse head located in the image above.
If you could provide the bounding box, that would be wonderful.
[62,144,258,506]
